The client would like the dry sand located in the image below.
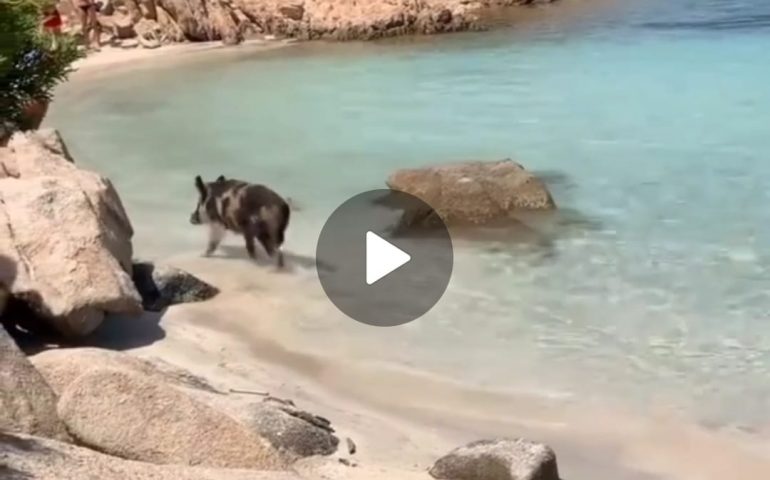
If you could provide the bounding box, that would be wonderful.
[69,38,298,78]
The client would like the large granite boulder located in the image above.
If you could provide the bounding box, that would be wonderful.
[198,393,340,459]
[30,347,218,395]
[0,326,69,441]
[32,347,340,460]
[0,131,141,336]
[1,431,302,480]
[387,160,556,227]
[429,438,560,480]
[131,261,219,312]
[57,368,288,469]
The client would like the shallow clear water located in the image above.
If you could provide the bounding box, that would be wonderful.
[51,0,770,431]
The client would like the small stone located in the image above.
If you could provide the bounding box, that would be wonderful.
[346,437,357,455]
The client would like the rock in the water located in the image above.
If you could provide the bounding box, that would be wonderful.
[387,160,556,227]
[0,131,141,336]
[429,438,560,480]
[0,326,69,441]
[31,347,218,395]
[131,261,219,311]
[0,431,302,480]
[57,369,287,469]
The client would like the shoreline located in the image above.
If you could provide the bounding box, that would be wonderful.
[64,0,615,80]
[68,38,300,78]
[93,255,770,480]
[40,5,770,478]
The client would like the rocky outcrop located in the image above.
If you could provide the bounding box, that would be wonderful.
[429,438,560,480]
[72,0,559,47]
[0,431,302,480]
[57,368,288,469]
[32,347,340,460]
[0,327,70,441]
[131,261,219,312]
[387,159,556,227]
[248,397,339,458]
[30,347,218,395]
[0,130,141,336]
[200,393,340,458]
[234,0,479,40]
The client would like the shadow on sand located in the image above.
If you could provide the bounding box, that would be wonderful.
[9,309,167,357]
[82,311,166,351]
[1,252,167,355]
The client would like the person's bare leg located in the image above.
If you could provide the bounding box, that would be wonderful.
[88,8,101,50]
[78,8,90,49]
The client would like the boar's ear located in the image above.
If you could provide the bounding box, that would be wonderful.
[195,175,206,197]
[216,175,226,183]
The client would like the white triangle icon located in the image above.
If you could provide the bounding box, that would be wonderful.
[366,231,411,285]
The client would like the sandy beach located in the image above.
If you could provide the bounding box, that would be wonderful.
[68,38,299,78]
[68,252,768,480]
[21,3,770,478]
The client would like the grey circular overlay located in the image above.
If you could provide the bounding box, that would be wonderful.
[316,189,454,327]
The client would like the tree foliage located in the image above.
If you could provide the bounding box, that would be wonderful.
[0,0,83,129]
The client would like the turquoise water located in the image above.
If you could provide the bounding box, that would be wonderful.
[51,0,770,431]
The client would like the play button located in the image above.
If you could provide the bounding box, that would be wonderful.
[366,231,411,285]
[316,189,453,327]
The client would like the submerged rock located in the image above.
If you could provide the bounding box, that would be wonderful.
[0,326,69,441]
[429,438,560,480]
[57,368,288,469]
[131,261,219,312]
[387,159,556,227]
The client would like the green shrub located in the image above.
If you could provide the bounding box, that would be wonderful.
[0,0,82,129]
